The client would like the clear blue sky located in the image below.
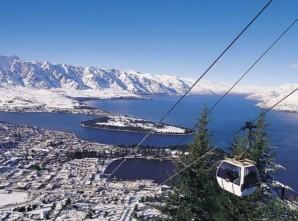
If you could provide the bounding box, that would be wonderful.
[0,0,297,86]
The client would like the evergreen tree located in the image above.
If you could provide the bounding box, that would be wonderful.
[230,135,248,158]
[161,111,298,221]
[161,108,224,221]
[248,115,275,182]
[224,115,298,221]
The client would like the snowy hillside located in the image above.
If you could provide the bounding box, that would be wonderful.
[0,86,80,111]
[247,84,298,112]
[81,115,192,134]
[0,55,297,112]
[0,55,225,112]
[0,55,229,95]
[0,86,142,112]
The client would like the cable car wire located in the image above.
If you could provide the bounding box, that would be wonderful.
[208,19,297,115]
[174,18,298,146]
[159,146,218,186]
[235,87,298,135]
[105,0,273,182]
[251,88,298,123]
[157,86,298,187]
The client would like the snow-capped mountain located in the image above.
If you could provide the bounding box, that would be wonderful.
[247,83,298,112]
[0,55,297,112]
[0,55,229,95]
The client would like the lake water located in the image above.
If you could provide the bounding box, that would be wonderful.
[104,158,175,184]
[0,112,189,146]
[0,95,298,190]
[87,94,298,190]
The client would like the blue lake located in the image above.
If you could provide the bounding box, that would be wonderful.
[0,95,298,190]
[104,158,175,184]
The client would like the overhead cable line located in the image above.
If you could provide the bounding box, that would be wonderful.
[158,86,298,187]
[251,88,298,123]
[105,0,273,182]
[174,18,297,146]
[159,146,218,186]
[208,18,298,115]
[236,87,298,135]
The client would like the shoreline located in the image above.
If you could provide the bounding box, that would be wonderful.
[80,123,194,136]
[75,96,151,102]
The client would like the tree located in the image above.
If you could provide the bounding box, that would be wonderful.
[225,115,298,221]
[230,116,276,197]
[248,115,275,182]
[161,111,298,221]
[162,108,224,221]
[230,135,248,157]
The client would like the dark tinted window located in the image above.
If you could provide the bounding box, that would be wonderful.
[243,166,259,189]
[217,162,241,185]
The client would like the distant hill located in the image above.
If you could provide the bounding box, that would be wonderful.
[0,55,297,112]
[0,55,229,95]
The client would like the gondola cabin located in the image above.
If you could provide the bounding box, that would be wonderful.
[216,158,260,197]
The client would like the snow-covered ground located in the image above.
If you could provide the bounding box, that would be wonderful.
[0,55,297,113]
[0,191,28,207]
[1,83,297,114]
[55,88,141,100]
[0,86,80,111]
[0,86,141,112]
[83,115,188,134]
[246,84,298,112]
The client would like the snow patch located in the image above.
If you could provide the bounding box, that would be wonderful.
[0,191,28,207]
[0,55,297,112]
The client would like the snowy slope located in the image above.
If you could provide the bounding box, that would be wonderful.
[0,86,80,111]
[0,55,229,95]
[0,55,297,112]
[0,191,28,207]
[247,84,298,112]
[83,115,188,134]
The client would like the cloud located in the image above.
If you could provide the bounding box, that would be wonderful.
[289,63,298,69]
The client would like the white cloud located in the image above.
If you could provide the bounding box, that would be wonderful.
[289,63,298,69]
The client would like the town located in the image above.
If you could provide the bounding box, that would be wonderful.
[0,122,175,220]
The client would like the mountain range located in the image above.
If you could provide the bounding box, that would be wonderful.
[0,55,297,112]
[0,55,230,95]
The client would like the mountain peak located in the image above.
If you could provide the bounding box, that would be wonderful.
[0,54,230,94]
[0,55,20,60]
[0,55,21,70]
